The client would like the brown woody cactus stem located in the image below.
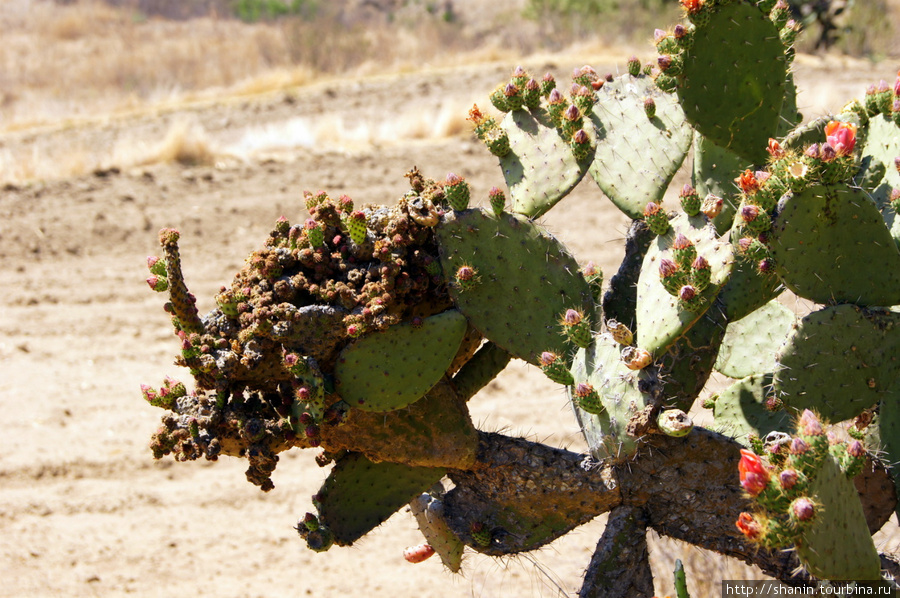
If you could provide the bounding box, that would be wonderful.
[158,228,204,335]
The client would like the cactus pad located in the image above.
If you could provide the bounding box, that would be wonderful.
[589,74,692,219]
[636,213,733,356]
[334,310,467,412]
[796,455,882,580]
[712,373,791,444]
[676,2,787,164]
[498,108,593,218]
[774,304,900,422]
[770,183,900,306]
[570,333,654,460]
[715,300,793,379]
[859,114,900,244]
[436,209,593,364]
[316,453,446,546]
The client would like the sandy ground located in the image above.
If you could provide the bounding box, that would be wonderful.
[1,54,898,597]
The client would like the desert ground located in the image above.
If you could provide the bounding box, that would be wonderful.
[2,4,900,595]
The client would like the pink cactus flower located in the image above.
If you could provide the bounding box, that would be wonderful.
[738,449,770,496]
[824,121,857,157]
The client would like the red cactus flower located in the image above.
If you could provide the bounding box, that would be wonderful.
[736,169,760,194]
[824,121,857,156]
[738,449,770,496]
[735,512,762,540]
[766,138,785,159]
[680,0,703,13]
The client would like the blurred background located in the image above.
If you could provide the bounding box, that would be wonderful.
[2,0,897,134]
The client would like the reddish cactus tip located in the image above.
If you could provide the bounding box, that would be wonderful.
[158,227,180,246]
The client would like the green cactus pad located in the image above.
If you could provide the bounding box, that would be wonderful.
[796,454,882,580]
[435,209,594,365]
[715,300,794,379]
[334,310,467,412]
[713,373,792,444]
[774,304,900,422]
[876,390,900,521]
[589,74,692,219]
[718,233,782,323]
[410,492,464,573]
[636,213,733,356]
[677,2,787,164]
[656,307,727,411]
[450,341,512,402]
[691,133,745,234]
[316,453,446,546]
[860,115,900,244]
[498,108,593,218]
[570,333,654,461]
[769,183,900,306]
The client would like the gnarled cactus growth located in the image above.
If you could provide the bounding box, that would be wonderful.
[143,0,900,593]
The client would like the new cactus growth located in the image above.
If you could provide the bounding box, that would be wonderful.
[141,1,900,593]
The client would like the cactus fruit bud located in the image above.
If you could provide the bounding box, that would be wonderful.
[540,351,575,386]
[627,56,641,77]
[738,449,770,496]
[797,409,824,437]
[607,319,633,346]
[643,201,670,235]
[779,468,799,491]
[346,211,368,245]
[503,82,523,111]
[679,183,701,216]
[305,219,325,248]
[573,382,604,415]
[658,257,682,295]
[488,186,506,216]
[523,78,541,109]
[582,261,603,300]
[147,255,167,276]
[571,128,592,162]
[643,96,656,119]
[403,544,436,564]
[541,72,556,96]
[735,512,763,541]
[672,233,697,270]
[790,497,816,523]
[454,264,479,292]
[740,204,771,234]
[445,173,470,211]
[657,409,693,437]
[790,437,810,455]
[147,275,169,292]
[470,522,492,547]
[560,308,592,348]
[621,346,652,371]
[690,255,710,292]
[490,87,510,112]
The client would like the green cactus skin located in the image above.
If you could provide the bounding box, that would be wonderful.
[795,455,882,580]
[859,114,900,244]
[450,341,512,402]
[497,104,593,218]
[769,183,900,306]
[712,373,792,444]
[774,304,900,423]
[410,491,464,573]
[435,208,594,365]
[314,452,446,547]
[334,309,467,412]
[674,559,691,598]
[676,2,787,164]
[716,229,782,323]
[714,300,793,379]
[635,213,733,356]
[589,74,692,219]
[876,390,900,520]
[570,333,655,461]
[691,134,745,235]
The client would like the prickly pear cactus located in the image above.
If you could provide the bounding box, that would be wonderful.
[140,0,900,590]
